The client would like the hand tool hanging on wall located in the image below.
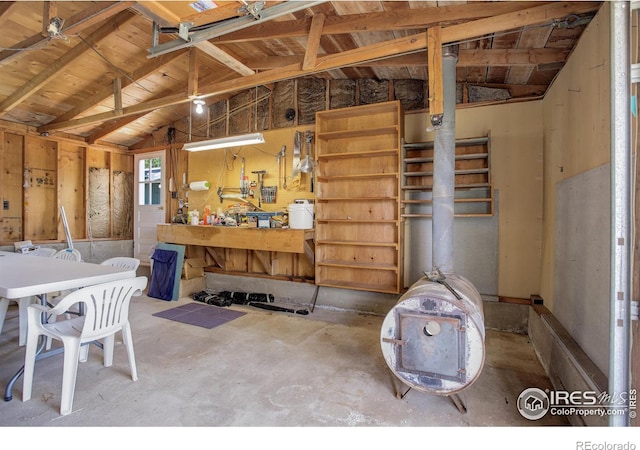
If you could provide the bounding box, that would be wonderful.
[240,158,246,198]
[282,146,287,189]
[299,131,313,173]
[292,131,301,179]
[252,170,267,207]
[299,130,315,192]
[277,146,284,189]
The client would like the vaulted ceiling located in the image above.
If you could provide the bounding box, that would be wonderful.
[0,1,602,149]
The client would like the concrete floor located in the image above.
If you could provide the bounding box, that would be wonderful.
[0,291,567,428]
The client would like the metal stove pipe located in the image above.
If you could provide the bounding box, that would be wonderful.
[432,47,458,273]
[380,45,485,400]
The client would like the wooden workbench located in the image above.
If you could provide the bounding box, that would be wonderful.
[157,224,315,281]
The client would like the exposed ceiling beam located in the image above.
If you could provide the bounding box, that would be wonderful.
[42,2,58,38]
[135,1,254,76]
[457,48,571,67]
[427,26,443,117]
[210,1,579,44]
[87,113,148,145]
[0,10,138,115]
[441,1,600,44]
[188,48,199,98]
[0,2,135,65]
[37,1,597,135]
[135,1,179,24]
[245,48,571,70]
[506,23,553,85]
[195,42,255,76]
[179,1,245,27]
[147,0,328,58]
[50,49,186,125]
[113,78,123,115]
[0,2,18,29]
[303,13,326,71]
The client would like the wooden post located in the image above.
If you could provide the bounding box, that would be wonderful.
[427,26,443,118]
[188,48,199,98]
[113,77,122,115]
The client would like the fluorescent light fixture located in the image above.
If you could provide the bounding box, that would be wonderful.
[183,133,265,151]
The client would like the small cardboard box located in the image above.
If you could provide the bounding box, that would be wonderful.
[182,258,207,279]
[179,276,204,298]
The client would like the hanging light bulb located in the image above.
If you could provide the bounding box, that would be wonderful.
[193,99,206,115]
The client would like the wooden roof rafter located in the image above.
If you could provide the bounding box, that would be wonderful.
[0,9,138,115]
[0,1,135,65]
[36,1,601,136]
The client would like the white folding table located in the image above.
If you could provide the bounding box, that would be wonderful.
[0,250,137,401]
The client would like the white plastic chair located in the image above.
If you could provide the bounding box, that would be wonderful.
[46,248,83,333]
[29,248,57,258]
[0,249,57,346]
[100,257,140,272]
[22,276,148,416]
[53,248,82,262]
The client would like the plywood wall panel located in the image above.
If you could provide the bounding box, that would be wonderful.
[58,142,86,240]
[86,147,110,169]
[111,151,133,173]
[24,136,57,240]
[1,132,24,242]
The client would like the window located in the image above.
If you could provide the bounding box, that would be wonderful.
[138,157,162,206]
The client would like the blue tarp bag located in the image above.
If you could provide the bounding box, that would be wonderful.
[149,248,178,301]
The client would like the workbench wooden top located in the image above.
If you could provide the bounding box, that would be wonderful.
[157,224,314,253]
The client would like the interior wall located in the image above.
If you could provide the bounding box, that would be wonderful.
[404,101,543,299]
[540,3,611,374]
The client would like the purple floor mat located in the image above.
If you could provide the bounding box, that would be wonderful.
[152,302,246,329]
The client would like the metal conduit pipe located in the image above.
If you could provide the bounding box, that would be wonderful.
[609,0,632,427]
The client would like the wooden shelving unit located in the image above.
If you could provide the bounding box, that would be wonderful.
[401,136,493,218]
[314,101,403,294]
